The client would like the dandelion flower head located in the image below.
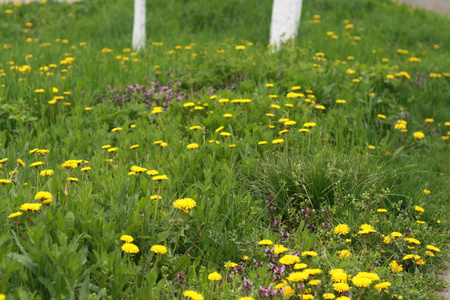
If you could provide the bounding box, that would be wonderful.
[334,224,350,235]
[19,203,42,211]
[207,272,222,281]
[183,290,204,300]
[258,239,273,245]
[150,245,168,255]
[173,198,197,213]
[121,243,139,254]
[120,235,134,243]
[279,255,300,265]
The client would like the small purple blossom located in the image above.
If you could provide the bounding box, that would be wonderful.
[264,247,274,260]
[177,272,186,284]
[241,277,254,292]
[258,285,276,298]
[280,231,290,241]
[253,259,263,267]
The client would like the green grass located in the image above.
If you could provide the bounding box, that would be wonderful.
[0,0,449,299]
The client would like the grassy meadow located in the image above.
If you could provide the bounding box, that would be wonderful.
[0,0,449,299]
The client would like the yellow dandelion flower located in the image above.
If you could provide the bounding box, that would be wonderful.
[272,139,284,144]
[16,159,26,167]
[301,251,318,257]
[19,203,42,211]
[334,224,350,235]
[187,143,199,149]
[146,170,158,176]
[413,132,425,139]
[29,161,44,167]
[358,224,376,234]
[286,271,309,282]
[152,175,168,181]
[224,262,237,268]
[35,191,52,203]
[121,243,139,254]
[40,169,54,176]
[279,255,300,265]
[130,166,147,173]
[294,263,308,270]
[183,290,204,300]
[150,245,168,255]
[283,286,295,296]
[208,272,222,281]
[258,239,273,245]
[332,282,350,292]
[426,245,441,252]
[173,198,196,213]
[352,276,372,287]
[273,244,289,255]
[338,250,352,259]
[8,212,23,218]
[374,282,391,292]
[390,260,403,273]
[309,279,321,286]
[303,122,317,128]
[414,206,425,214]
[416,259,426,266]
[120,235,134,243]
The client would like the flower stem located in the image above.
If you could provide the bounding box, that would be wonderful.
[152,256,160,271]
[36,169,39,191]
[173,212,187,254]
[356,287,366,300]
[167,210,181,231]
[154,182,162,221]
[185,222,205,256]
[210,282,215,300]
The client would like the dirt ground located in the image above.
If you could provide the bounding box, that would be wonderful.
[396,0,450,12]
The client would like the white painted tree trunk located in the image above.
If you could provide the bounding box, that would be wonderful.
[269,0,303,49]
[132,0,146,51]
